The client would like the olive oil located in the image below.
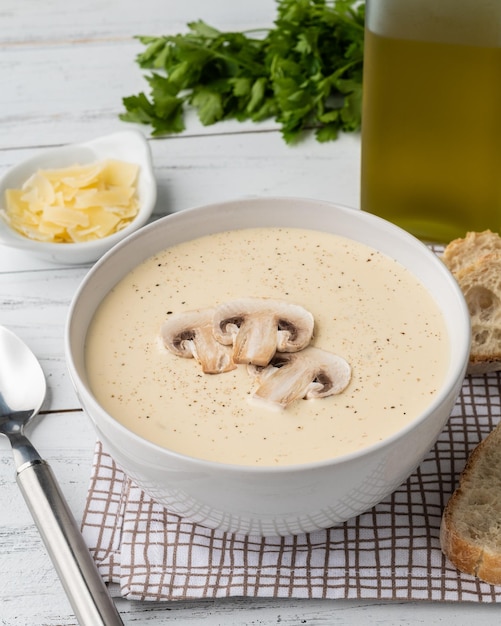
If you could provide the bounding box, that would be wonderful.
[361,5,501,242]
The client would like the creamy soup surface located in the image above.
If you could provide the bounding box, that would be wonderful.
[85,227,449,466]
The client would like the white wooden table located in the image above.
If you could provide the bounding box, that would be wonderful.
[0,1,499,624]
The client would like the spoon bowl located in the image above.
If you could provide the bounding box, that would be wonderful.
[0,325,46,440]
[0,326,123,625]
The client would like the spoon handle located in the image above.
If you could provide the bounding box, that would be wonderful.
[16,459,124,626]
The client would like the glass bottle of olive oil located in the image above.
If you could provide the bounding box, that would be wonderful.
[361,0,501,243]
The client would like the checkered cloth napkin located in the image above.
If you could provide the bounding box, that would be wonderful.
[81,374,501,602]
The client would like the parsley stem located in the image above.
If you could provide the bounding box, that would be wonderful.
[166,36,265,75]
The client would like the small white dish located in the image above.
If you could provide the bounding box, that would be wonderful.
[0,131,157,265]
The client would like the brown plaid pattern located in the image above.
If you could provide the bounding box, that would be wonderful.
[81,374,501,602]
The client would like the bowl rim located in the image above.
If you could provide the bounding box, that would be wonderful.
[65,196,471,474]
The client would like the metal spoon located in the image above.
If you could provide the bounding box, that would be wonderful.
[0,325,123,626]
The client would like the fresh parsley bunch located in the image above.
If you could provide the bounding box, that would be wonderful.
[121,0,365,143]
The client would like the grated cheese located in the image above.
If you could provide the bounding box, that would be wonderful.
[2,159,140,243]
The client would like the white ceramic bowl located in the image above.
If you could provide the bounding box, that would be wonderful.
[0,131,156,265]
[65,197,470,536]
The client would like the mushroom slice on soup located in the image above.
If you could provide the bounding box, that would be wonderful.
[161,308,236,374]
[249,347,351,411]
[213,298,314,367]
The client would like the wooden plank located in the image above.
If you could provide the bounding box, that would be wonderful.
[1,0,277,44]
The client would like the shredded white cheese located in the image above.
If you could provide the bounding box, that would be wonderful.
[2,159,140,243]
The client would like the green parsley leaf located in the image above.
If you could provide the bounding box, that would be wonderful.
[121,0,365,142]
[190,88,224,125]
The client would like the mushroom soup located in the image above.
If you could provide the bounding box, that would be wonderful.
[85,227,449,466]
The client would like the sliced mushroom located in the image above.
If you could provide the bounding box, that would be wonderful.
[161,308,236,374]
[213,298,314,367]
[249,346,351,410]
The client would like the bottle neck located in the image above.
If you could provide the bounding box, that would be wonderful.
[366,0,501,47]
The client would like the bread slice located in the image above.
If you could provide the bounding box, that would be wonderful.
[440,422,501,585]
[454,253,501,374]
[442,230,501,375]
[442,230,501,275]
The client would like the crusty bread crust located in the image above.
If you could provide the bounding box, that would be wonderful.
[440,422,501,585]
[467,360,501,376]
[442,230,501,274]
